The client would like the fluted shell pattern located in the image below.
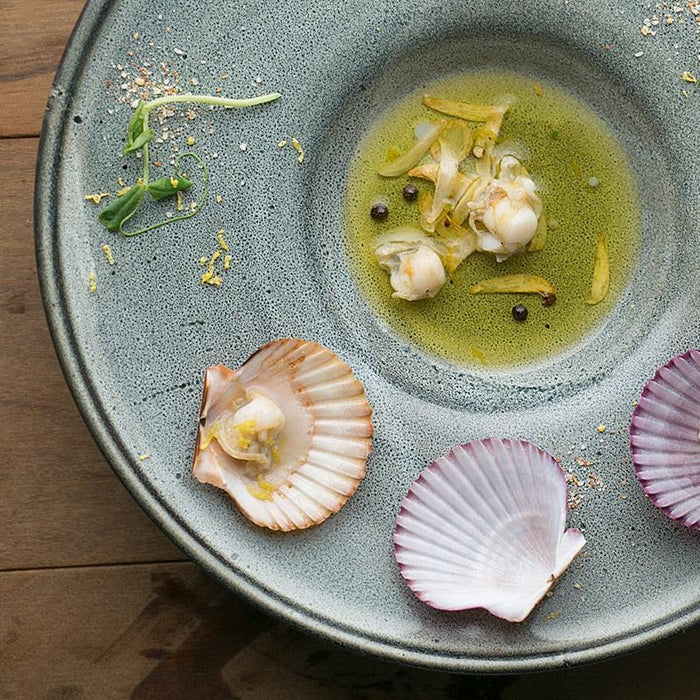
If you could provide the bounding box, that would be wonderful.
[630,349,700,531]
[193,339,373,531]
[394,438,586,622]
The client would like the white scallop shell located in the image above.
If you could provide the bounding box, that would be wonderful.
[193,339,373,531]
[630,349,700,531]
[394,438,585,622]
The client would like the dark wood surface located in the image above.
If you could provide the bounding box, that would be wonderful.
[1,1,699,696]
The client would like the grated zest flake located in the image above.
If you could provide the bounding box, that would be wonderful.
[101,244,115,266]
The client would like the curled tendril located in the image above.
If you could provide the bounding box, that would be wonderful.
[119,152,209,237]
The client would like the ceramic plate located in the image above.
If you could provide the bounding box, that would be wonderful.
[36,0,700,671]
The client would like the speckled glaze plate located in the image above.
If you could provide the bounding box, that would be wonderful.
[36,0,700,672]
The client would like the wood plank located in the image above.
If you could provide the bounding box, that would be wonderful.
[0,0,85,138]
[0,138,183,569]
[0,562,272,699]
[1,562,699,698]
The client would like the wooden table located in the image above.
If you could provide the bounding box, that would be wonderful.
[1,2,699,696]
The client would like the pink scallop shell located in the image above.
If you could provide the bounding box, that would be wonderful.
[394,438,585,622]
[631,349,700,531]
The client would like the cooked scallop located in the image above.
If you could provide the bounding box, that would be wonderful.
[193,339,373,530]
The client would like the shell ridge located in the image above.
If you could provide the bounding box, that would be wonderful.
[394,438,582,620]
[641,384,700,420]
[311,434,372,459]
[306,450,366,478]
[409,469,490,537]
[456,441,559,566]
[296,462,361,493]
[631,350,700,531]
[292,467,359,500]
[632,413,700,442]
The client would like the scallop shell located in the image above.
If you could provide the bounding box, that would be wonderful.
[394,438,586,622]
[630,349,700,530]
[193,339,373,531]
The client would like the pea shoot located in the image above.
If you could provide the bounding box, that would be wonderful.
[97,92,281,236]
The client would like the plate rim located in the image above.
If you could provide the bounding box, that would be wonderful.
[34,0,700,673]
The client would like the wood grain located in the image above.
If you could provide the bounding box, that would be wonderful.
[0,138,183,569]
[0,0,85,138]
[1,563,699,699]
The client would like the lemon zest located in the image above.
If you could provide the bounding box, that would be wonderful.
[237,434,252,449]
[201,265,214,284]
[235,419,257,436]
[247,485,273,501]
[84,193,110,204]
[291,137,305,163]
[216,229,229,251]
[101,244,115,266]
[257,475,277,491]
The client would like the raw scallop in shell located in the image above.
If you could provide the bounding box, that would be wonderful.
[394,438,586,622]
[631,349,700,531]
[193,339,373,531]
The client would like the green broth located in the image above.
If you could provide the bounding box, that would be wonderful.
[344,71,639,368]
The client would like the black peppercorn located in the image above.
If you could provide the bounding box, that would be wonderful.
[512,304,528,322]
[402,183,419,202]
[370,202,389,221]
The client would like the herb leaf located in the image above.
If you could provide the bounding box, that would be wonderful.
[126,101,145,141]
[123,128,155,155]
[119,152,208,237]
[147,175,194,200]
[98,184,146,231]
[123,101,155,154]
[92,93,279,237]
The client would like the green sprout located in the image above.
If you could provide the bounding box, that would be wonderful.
[97,92,281,236]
